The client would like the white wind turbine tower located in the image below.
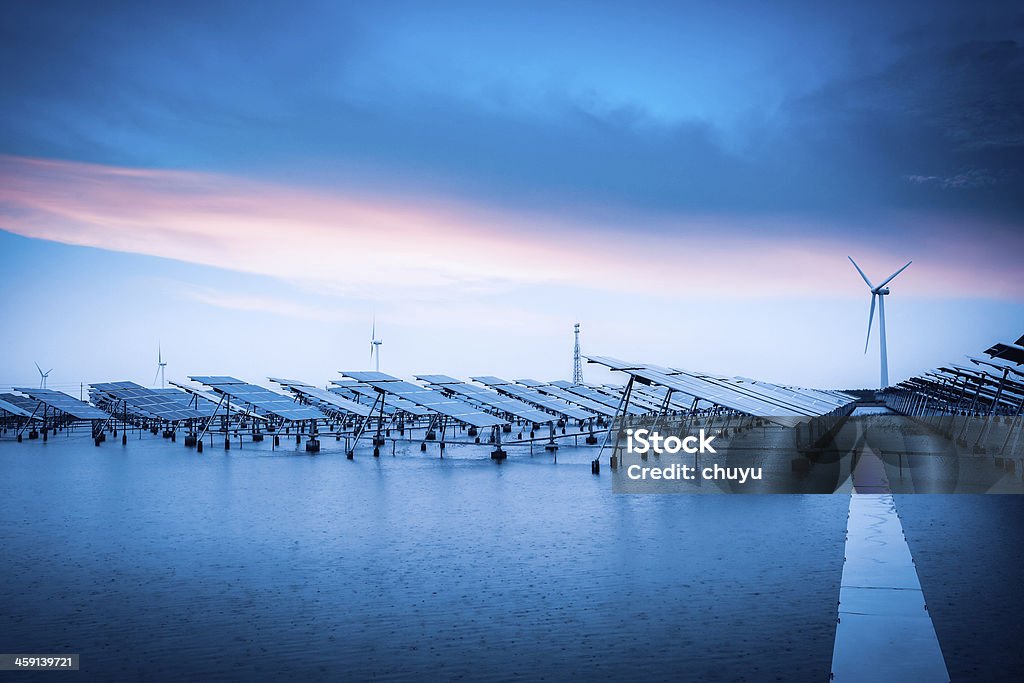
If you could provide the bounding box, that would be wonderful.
[369,317,383,372]
[35,362,52,389]
[848,256,912,388]
[153,342,167,389]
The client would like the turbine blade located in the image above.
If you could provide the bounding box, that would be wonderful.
[46,368,53,375]
[35,361,42,374]
[864,294,876,354]
[848,256,874,289]
[877,260,912,289]
[154,367,162,386]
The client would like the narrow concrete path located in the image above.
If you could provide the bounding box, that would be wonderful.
[830,482,949,681]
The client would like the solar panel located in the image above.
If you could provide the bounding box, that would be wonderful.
[189,376,247,385]
[984,337,1024,365]
[269,378,373,418]
[719,376,846,414]
[0,392,40,413]
[564,382,664,412]
[0,396,35,418]
[780,385,858,407]
[331,381,430,416]
[416,374,555,424]
[328,384,395,414]
[415,374,460,385]
[387,381,506,427]
[659,368,815,420]
[544,380,649,416]
[598,360,778,413]
[168,382,233,411]
[625,385,700,412]
[969,355,1024,378]
[677,367,854,418]
[948,363,999,382]
[339,372,506,428]
[89,381,210,421]
[12,388,109,420]
[584,357,816,427]
[890,336,1024,417]
[340,371,399,383]
[471,376,594,420]
[514,379,621,417]
[593,385,663,411]
[189,376,325,421]
[91,385,161,420]
[937,364,1024,408]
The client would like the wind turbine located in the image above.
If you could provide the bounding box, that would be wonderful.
[369,316,382,372]
[153,342,167,389]
[34,362,52,389]
[848,256,912,388]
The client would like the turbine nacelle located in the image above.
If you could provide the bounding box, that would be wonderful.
[873,286,890,296]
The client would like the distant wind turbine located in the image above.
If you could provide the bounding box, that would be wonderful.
[370,316,382,372]
[35,362,52,389]
[153,342,167,389]
[848,256,912,388]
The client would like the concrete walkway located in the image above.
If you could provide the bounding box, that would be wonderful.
[830,470,949,681]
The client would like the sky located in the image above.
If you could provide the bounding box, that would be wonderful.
[1,0,1022,392]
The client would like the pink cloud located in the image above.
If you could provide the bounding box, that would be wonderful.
[1,154,1021,301]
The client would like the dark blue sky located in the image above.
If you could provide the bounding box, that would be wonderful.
[1,1,1022,389]
[2,0,1022,226]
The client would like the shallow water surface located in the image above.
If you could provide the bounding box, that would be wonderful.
[0,432,1013,680]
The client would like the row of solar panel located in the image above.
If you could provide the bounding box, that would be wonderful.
[2,388,110,420]
[1,372,713,429]
[90,382,219,421]
[584,356,857,427]
[892,335,1024,412]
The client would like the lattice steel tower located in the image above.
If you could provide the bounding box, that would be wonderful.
[572,323,583,384]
